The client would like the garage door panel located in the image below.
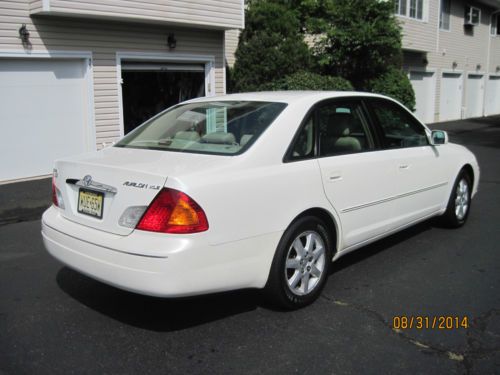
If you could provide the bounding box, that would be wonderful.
[0,59,89,182]
[410,71,435,124]
[465,74,484,119]
[440,73,462,122]
[485,76,500,116]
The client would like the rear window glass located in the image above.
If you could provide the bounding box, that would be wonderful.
[115,101,287,155]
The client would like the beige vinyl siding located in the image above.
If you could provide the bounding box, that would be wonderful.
[426,0,493,121]
[430,0,491,72]
[400,0,500,121]
[224,29,239,67]
[28,0,43,12]
[397,0,439,52]
[490,36,500,73]
[29,0,243,30]
[1,0,225,148]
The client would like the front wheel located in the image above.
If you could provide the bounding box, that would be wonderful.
[264,216,333,310]
[439,170,472,228]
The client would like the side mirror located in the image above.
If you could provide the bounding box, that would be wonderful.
[430,130,448,145]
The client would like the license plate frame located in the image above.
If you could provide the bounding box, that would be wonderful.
[77,188,104,219]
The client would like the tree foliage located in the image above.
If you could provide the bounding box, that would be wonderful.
[309,0,403,89]
[231,2,311,92]
[231,0,413,107]
[260,71,353,91]
[365,68,416,110]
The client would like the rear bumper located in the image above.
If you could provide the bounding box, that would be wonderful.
[41,206,281,297]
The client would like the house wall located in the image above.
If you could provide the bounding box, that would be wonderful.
[399,0,500,121]
[491,34,500,72]
[0,0,225,148]
[398,0,438,52]
[29,0,244,29]
[224,29,239,67]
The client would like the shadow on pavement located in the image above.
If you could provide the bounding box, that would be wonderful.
[56,220,434,331]
[56,266,262,332]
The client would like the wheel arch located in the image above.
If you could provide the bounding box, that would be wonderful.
[289,207,340,255]
[461,164,475,190]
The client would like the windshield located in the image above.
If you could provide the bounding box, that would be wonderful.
[115,101,287,155]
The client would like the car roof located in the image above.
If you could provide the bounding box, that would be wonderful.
[185,91,390,104]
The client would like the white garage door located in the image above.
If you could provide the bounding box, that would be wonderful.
[485,75,500,116]
[465,74,485,119]
[0,59,91,182]
[409,71,435,124]
[439,73,463,122]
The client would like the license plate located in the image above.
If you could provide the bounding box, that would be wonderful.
[78,188,104,219]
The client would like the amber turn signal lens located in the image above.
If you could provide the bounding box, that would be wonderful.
[136,188,208,234]
[168,199,200,226]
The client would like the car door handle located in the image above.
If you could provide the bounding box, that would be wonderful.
[398,164,410,170]
[328,172,343,182]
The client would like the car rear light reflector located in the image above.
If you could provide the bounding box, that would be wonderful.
[52,172,65,209]
[119,206,148,228]
[136,188,208,234]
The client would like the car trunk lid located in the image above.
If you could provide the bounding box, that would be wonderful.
[53,147,222,236]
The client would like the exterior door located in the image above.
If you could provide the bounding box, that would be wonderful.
[465,74,484,118]
[440,72,463,121]
[314,99,400,248]
[409,71,435,124]
[367,98,448,228]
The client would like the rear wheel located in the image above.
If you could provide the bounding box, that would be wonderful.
[439,170,472,228]
[265,216,333,310]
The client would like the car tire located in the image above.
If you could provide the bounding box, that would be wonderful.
[264,216,333,310]
[439,170,472,228]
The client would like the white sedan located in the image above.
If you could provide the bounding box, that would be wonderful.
[42,91,479,309]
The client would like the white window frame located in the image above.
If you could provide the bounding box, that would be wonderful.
[395,0,428,22]
[439,0,451,31]
[491,12,500,36]
[116,52,216,138]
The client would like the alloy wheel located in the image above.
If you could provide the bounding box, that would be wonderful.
[285,231,326,296]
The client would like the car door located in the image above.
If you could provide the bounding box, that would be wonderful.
[366,98,449,228]
[312,99,401,249]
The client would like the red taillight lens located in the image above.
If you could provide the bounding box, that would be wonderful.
[52,174,59,207]
[136,188,209,234]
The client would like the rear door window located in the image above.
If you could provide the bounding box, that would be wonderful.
[317,101,375,156]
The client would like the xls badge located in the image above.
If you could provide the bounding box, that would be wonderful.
[123,181,161,190]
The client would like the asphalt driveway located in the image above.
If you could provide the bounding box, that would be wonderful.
[1,115,499,374]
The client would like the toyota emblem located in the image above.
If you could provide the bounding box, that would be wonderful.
[82,175,92,187]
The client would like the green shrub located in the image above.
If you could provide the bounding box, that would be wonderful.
[309,0,403,89]
[231,2,311,92]
[261,71,353,91]
[364,68,415,111]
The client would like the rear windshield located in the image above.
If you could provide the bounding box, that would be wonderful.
[115,101,287,155]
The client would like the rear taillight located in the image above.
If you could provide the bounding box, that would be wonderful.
[52,171,65,209]
[136,188,208,234]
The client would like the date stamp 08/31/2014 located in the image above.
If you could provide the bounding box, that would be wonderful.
[392,316,469,330]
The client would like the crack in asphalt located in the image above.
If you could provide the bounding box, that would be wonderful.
[320,294,500,374]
